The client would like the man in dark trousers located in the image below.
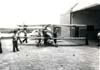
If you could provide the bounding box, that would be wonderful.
[53,29,58,47]
[0,38,2,53]
[22,28,28,43]
[0,32,2,53]
[42,29,47,45]
[13,31,19,52]
[42,29,50,45]
[36,30,41,46]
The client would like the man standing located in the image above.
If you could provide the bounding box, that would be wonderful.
[13,31,19,52]
[36,30,41,46]
[17,29,22,44]
[42,29,47,45]
[53,29,58,47]
[0,32,2,53]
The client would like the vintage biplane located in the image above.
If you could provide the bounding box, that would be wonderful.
[0,23,88,46]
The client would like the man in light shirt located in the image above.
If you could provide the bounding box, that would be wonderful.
[17,29,22,44]
[12,30,19,52]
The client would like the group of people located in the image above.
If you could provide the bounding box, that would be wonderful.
[12,28,28,52]
[0,27,58,54]
[36,28,58,47]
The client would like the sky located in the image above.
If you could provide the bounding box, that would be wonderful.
[0,0,100,28]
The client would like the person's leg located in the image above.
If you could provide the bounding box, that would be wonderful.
[24,38,28,43]
[23,37,27,43]
[22,38,25,43]
[44,39,48,45]
[54,39,56,44]
[54,39,58,47]
[0,42,2,53]
[13,47,15,52]
[45,38,48,45]
[15,42,19,51]
[16,46,19,51]
[26,38,28,43]
[19,38,22,43]
[18,37,22,44]
[38,39,41,45]
[44,38,46,45]
[37,39,41,46]
[25,37,28,43]
[13,41,16,52]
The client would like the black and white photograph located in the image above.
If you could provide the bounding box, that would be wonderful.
[0,0,99,70]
